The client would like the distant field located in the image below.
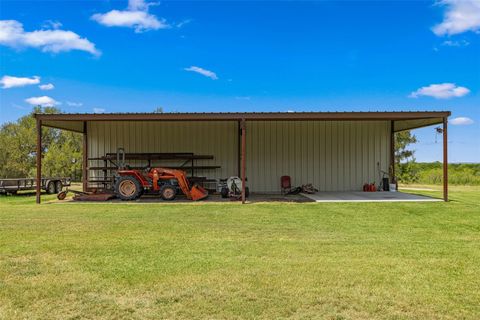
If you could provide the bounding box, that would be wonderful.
[0,186,479,319]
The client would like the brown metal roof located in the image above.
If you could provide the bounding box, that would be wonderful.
[36,111,450,122]
[36,111,450,133]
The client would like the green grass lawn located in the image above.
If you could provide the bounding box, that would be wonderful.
[1,187,479,319]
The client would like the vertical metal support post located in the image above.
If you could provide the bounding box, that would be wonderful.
[191,158,195,178]
[36,119,42,204]
[83,121,88,192]
[443,117,448,202]
[240,119,246,204]
[390,120,395,179]
[237,120,241,177]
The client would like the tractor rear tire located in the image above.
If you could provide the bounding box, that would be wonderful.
[115,176,142,201]
[160,185,176,201]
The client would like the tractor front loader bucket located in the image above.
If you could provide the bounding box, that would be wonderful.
[190,184,209,201]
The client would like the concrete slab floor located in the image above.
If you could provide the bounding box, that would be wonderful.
[122,193,312,203]
[48,191,440,204]
[301,191,441,203]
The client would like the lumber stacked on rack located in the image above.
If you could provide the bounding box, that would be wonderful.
[87,152,221,190]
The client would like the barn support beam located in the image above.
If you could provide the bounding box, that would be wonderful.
[83,121,88,192]
[237,120,241,177]
[240,119,246,204]
[390,120,395,180]
[443,117,448,202]
[36,119,42,204]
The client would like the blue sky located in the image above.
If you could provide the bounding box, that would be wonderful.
[0,0,479,162]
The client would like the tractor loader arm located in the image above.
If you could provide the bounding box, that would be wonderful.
[155,168,208,201]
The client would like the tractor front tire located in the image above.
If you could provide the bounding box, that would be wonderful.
[160,185,176,201]
[115,176,142,201]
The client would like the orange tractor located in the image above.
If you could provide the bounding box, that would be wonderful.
[114,167,208,201]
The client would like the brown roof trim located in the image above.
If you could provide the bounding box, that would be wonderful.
[35,111,451,122]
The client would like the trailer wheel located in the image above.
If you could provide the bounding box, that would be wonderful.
[115,176,142,201]
[46,181,56,194]
[55,181,63,193]
[160,185,176,201]
[57,191,67,200]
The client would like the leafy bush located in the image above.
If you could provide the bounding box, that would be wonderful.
[414,162,480,185]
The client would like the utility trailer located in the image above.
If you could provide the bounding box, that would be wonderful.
[0,177,71,195]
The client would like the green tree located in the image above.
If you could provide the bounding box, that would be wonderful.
[41,131,82,180]
[394,130,418,183]
[0,107,82,180]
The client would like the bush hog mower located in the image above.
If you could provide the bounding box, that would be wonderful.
[114,167,208,201]
[219,176,249,200]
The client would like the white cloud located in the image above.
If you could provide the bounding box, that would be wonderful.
[450,117,474,125]
[93,107,106,113]
[0,20,100,55]
[432,0,480,36]
[42,20,62,30]
[128,0,156,11]
[25,96,58,106]
[39,83,54,90]
[176,19,191,28]
[0,75,40,89]
[91,0,169,33]
[442,39,470,46]
[184,66,218,80]
[91,11,167,32]
[409,83,470,99]
[66,101,83,107]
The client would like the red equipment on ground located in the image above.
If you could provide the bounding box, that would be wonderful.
[114,167,208,201]
[281,175,292,195]
[363,183,377,192]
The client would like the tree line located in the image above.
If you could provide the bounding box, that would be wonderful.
[401,162,480,185]
[0,107,82,180]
